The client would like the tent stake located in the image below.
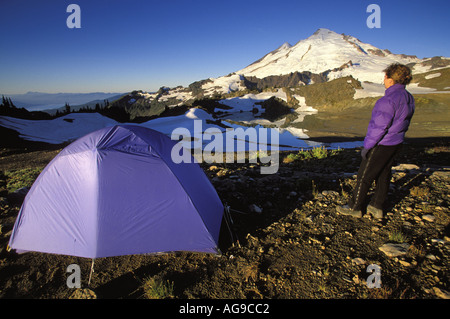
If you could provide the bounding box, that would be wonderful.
[88,259,95,286]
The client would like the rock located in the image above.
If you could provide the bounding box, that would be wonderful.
[422,214,435,222]
[431,170,450,179]
[351,257,366,265]
[399,260,411,267]
[216,170,228,177]
[433,287,450,299]
[379,243,410,257]
[249,204,262,214]
[392,164,420,171]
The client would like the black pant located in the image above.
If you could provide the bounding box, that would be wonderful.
[350,144,402,211]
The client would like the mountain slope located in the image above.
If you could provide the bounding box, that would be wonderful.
[197,28,449,110]
[236,28,421,83]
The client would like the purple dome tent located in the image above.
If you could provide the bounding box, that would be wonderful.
[8,125,224,258]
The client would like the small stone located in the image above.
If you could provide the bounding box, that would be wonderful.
[379,243,410,257]
[352,257,366,265]
[399,260,411,267]
[216,170,227,177]
[249,204,262,214]
[392,164,420,171]
[431,171,450,179]
[422,214,435,222]
[433,287,450,299]
[403,221,413,228]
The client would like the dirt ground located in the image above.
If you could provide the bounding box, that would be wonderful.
[0,128,449,301]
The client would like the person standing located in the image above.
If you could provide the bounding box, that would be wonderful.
[337,63,415,219]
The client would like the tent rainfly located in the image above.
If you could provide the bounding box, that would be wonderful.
[8,124,224,258]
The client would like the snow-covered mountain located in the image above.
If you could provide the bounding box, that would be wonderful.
[201,28,449,96]
[97,28,449,110]
[237,28,421,82]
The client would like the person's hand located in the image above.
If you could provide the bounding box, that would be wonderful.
[361,148,370,160]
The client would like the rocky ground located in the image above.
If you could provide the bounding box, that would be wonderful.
[0,137,449,300]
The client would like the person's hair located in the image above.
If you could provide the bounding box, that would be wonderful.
[383,63,413,85]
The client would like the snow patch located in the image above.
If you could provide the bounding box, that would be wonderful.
[202,74,245,95]
[215,89,288,123]
[353,82,385,99]
[424,73,441,80]
[0,113,118,144]
[0,109,363,155]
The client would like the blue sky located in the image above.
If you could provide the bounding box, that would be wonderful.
[1,0,449,94]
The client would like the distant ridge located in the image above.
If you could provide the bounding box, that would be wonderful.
[1,92,125,111]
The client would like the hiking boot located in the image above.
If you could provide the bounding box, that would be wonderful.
[336,205,362,218]
[367,205,383,219]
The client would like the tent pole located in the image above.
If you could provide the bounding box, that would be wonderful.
[88,258,95,286]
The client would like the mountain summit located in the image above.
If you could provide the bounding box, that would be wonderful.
[236,28,421,83]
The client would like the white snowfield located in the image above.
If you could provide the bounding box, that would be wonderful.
[0,109,361,152]
[0,113,118,144]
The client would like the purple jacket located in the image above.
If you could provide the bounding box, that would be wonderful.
[364,83,415,149]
